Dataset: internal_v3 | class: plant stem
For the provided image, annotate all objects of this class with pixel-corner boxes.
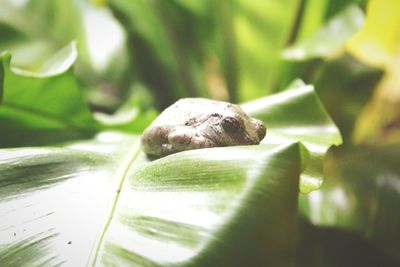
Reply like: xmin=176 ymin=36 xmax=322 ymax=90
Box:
xmin=217 ymin=0 xmax=238 ymax=103
xmin=286 ymin=0 xmax=307 ymax=46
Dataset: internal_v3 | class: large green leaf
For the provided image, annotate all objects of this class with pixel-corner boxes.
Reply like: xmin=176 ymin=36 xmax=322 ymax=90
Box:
xmin=93 ymin=142 xmax=303 ymax=266
xmin=0 ymin=132 xmax=302 ymax=266
xmin=0 ymin=132 xmax=140 ymax=266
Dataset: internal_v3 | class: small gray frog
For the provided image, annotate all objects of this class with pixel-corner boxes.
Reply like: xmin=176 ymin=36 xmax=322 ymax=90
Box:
xmin=141 ymin=98 xmax=266 ymax=158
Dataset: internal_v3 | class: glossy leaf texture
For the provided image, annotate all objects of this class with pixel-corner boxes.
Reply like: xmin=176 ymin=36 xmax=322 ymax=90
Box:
xmin=242 ymin=80 xmax=342 ymax=193
xmin=0 ymin=132 xmax=140 ymax=266
xmin=93 ymin=143 xmax=302 ymax=267
xmin=0 ymin=132 xmax=302 ymax=267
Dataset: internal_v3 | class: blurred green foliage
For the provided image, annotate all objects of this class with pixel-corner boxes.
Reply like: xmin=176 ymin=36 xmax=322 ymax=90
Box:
xmin=1 ymin=0 xmax=400 ymax=266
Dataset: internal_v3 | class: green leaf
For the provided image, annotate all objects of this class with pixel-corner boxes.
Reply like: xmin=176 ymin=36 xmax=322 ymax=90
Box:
xmin=173 ymin=0 xmax=210 ymax=16
xmin=0 ymin=0 xmax=126 ymax=76
xmin=283 ymin=4 xmax=364 ymax=60
xmin=242 ymin=80 xmax=342 ymax=193
xmin=299 ymin=145 xmax=400 ymax=263
xmin=0 ymin=132 xmax=301 ymax=266
xmin=0 ymin=0 xmax=82 ymax=69
xmin=92 ymin=83 xmax=158 ymax=133
xmin=0 ymin=0 xmax=130 ymax=112
xmin=0 ymin=46 xmax=154 ymax=147
xmin=294 ymin=0 xmax=329 ymax=43
xmin=0 ymin=44 xmax=100 ymax=147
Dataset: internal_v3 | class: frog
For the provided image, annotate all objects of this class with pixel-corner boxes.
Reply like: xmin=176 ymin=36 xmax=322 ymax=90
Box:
xmin=141 ymin=98 xmax=266 ymax=158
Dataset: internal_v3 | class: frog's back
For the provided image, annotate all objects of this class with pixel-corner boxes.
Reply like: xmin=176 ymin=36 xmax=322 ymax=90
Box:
xmin=153 ymin=98 xmax=229 ymax=127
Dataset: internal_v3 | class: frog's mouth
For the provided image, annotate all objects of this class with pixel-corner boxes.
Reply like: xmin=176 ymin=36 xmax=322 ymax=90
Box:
xmin=234 ymin=131 xmax=258 ymax=145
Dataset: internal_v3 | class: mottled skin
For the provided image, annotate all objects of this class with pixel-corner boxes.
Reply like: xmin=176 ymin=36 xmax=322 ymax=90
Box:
xmin=141 ymin=98 xmax=266 ymax=158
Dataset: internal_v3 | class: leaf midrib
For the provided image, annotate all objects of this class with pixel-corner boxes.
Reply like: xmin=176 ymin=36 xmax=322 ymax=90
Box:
xmin=88 ymin=140 xmax=143 ymax=267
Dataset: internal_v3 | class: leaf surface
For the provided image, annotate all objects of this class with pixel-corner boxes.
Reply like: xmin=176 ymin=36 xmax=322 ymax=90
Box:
xmin=0 ymin=132 xmax=140 ymax=266
xmin=0 ymin=133 xmax=301 ymax=267
xmin=94 ymin=143 xmax=302 ymax=267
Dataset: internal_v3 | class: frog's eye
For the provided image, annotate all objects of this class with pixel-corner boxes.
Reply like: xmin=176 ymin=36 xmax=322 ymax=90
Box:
xmin=221 ymin=116 xmax=241 ymax=133
xmin=211 ymin=113 xmax=222 ymax=118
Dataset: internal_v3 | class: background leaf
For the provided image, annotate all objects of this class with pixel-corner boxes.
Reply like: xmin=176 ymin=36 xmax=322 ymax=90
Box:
xmin=343 ymin=0 xmax=400 ymax=145
xmin=299 ymin=145 xmax=400 ymax=263
xmin=0 ymin=45 xmax=100 ymax=147
xmin=346 ymin=0 xmax=400 ymax=67
xmin=0 ymin=46 xmax=156 ymax=147
xmin=234 ymin=0 xmax=300 ymax=100
xmin=283 ymin=5 xmax=364 ymax=61
xmin=0 ymin=0 xmax=129 ymax=110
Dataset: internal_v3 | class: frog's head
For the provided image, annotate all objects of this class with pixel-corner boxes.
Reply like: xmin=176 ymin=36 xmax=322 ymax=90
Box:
xmin=207 ymin=105 xmax=266 ymax=146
